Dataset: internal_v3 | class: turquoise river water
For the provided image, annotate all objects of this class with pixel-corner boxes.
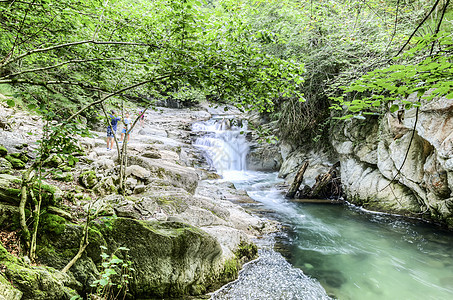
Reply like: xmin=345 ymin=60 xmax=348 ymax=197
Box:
xmin=225 ymin=171 xmax=453 ymax=300
xmin=193 ymin=118 xmax=453 ymax=300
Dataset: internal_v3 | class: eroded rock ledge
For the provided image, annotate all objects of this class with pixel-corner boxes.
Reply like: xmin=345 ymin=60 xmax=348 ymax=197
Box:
xmin=279 ymin=96 xmax=453 ymax=228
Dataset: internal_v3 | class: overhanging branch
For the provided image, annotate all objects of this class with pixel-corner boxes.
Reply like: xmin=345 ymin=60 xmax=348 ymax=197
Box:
xmin=1 ymin=40 xmax=158 ymax=69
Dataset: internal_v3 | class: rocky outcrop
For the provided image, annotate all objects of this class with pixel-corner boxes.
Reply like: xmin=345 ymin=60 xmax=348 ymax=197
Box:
xmin=0 ymin=100 xmax=277 ymax=298
xmin=330 ymin=96 xmax=453 ymax=225
xmin=0 ymin=243 xmax=79 ymax=300
xmin=281 ymin=96 xmax=453 ymax=227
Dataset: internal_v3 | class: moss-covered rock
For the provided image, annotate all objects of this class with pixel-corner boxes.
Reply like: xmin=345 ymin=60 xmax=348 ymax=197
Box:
xmin=4 ymin=155 xmax=25 ymax=169
xmin=0 ymin=174 xmax=62 ymax=208
xmin=93 ymin=218 xmax=223 ymax=298
xmin=52 ymin=172 xmax=74 ymax=182
xmin=0 ymin=203 xmax=21 ymax=230
xmin=9 ymin=152 xmax=29 ymax=163
xmin=34 ymin=218 xmax=239 ymax=299
xmin=0 ymin=157 xmax=13 ymax=175
xmin=78 ymin=170 xmax=98 ymax=189
xmin=0 ymin=145 xmax=7 ymax=157
xmin=92 ymin=177 xmax=117 ymax=196
xmin=34 ymin=183 xmax=63 ymax=207
xmin=39 ymin=213 xmax=66 ymax=235
xmin=0 ymin=272 xmax=23 ymax=299
xmin=42 ymin=154 xmax=63 ymax=168
xmin=0 ymin=243 xmax=81 ymax=300
xmin=0 ymin=174 xmax=21 ymax=205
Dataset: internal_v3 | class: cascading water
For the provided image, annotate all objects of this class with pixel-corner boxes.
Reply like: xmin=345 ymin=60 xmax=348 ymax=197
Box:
xmin=193 ymin=117 xmax=453 ymax=300
xmin=193 ymin=117 xmax=332 ymax=299
xmin=193 ymin=117 xmax=249 ymax=175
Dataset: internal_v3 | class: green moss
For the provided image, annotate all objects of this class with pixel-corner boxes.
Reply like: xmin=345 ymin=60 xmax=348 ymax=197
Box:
xmin=0 ymin=145 xmax=7 ymax=157
xmin=234 ymin=240 xmax=258 ymax=260
xmin=221 ymin=258 xmax=239 ymax=280
xmin=59 ymin=165 xmax=72 ymax=172
xmin=33 ymin=183 xmax=62 ymax=206
xmin=11 ymin=208 xmax=30 ymax=231
xmin=9 ymin=152 xmax=29 ymax=163
xmin=52 ymin=172 xmax=74 ymax=182
xmin=0 ymin=242 xmax=19 ymax=264
xmin=40 ymin=213 xmax=66 ymax=235
xmin=4 ymin=155 xmax=25 ymax=169
xmin=78 ymin=170 xmax=97 ymax=188
xmin=43 ymin=154 xmax=63 ymax=168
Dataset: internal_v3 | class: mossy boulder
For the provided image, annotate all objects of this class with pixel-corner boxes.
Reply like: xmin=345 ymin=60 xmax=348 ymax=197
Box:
xmin=0 ymin=203 xmax=21 ymax=230
xmin=95 ymin=218 xmax=224 ymax=298
xmin=9 ymin=152 xmax=29 ymax=163
xmin=0 ymin=174 xmax=21 ymax=205
xmin=0 ymin=272 xmax=22 ymax=300
xmin=39 ymin=213 xmax=67 ymax=235
xmin=0 ymin=157 xmax=13 ymax=175
xmin=0 ymin=243 xmax=81 ymax=300
xmin=52 ymin=172 xmax=74 ymax=182
xmin=0 ymin=174 xmax=62 ymax=207
xmin=4 ymin=155 xmax=25 ymax=169
xmin=0 ymin=145 xmax=7 ymax=157
xmin=78 ymin=170 xmax=98 ymax=189
xmin=42 ymin=154 xmax=64 ymax=168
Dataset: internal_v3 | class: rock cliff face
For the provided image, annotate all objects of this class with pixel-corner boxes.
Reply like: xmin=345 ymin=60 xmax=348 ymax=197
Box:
xmin=280 ymin=96 xmax=453 ymax=228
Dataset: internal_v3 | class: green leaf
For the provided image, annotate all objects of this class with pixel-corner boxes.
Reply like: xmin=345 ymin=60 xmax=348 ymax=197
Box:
xmin=99 ymin=278 xmax=109 ymax=287
xmin=390 ymin=104 xmax=399 ymax=113
xmin=6 ymin=99 xmax=15 ymax=107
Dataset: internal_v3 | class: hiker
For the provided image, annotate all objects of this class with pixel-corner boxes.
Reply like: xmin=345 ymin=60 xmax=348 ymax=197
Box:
xmin=106 ymin=110 xmax=121 ymax=150
xmin=120 ymin=112 xmax=131 ymax=143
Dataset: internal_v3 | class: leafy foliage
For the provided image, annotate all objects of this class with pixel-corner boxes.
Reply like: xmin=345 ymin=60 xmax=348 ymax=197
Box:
xmin=330 ymin=31 xmax=453 ymax=119
xmin=0 ymin=0 xmax=304 ymax=116
xmin=90 ymin=246 xmax=133 ymax=300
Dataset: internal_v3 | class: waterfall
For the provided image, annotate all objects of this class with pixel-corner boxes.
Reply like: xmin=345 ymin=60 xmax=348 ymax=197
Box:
xmin=193 ymin=116 xmax=249 ymax=175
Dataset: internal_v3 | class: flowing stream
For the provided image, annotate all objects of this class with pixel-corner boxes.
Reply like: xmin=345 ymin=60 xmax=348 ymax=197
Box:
xmin=193 ymin=117 xmax=453 ymax=300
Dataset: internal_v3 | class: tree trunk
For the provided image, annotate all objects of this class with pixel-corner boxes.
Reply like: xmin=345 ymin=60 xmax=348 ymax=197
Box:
xmin=309 ymin=162 xmax=340 ymax=198
xmin=19 ymin=169 xmax=34 ymax=251
xmin=286 ymin=161 xmax=309 ymax=199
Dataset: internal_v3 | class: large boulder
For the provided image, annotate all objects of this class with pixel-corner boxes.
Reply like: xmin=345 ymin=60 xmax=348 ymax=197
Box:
xmin=0 ymin=243 xmax=81 ymax=300
xmin=40 ymin=217 xmax=225 ymax=299
xmin=98 ymin=218 xmax=224 ymax=298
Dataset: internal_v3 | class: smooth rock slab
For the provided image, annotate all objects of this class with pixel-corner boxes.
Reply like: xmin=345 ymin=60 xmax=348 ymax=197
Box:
xmin=99 ymin=218 xmax=224 ymax=298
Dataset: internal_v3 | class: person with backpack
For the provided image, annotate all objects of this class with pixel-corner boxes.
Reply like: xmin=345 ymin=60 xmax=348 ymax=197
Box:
xmin=106 ymin=110 xmax=121 ymax=150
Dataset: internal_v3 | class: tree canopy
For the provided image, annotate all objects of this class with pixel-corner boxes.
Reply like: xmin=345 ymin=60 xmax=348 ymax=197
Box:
xmin=0 ymin=0 xmax=304 ymax=117
xmin=0 ymin=0 xmax=451 ymax=135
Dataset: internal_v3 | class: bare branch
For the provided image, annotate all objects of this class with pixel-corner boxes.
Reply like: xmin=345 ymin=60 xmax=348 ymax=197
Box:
xmin=66 ymin=72 xmax=183 ymax=123
xmin=1 ymin=56 xmax=126 ymax=79
xmin=0 ymin=40 xmax=158 ymax=69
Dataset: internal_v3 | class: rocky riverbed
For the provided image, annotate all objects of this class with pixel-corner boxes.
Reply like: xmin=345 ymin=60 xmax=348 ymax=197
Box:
xmin=0 ymin=99 xmax=278 ymax=299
